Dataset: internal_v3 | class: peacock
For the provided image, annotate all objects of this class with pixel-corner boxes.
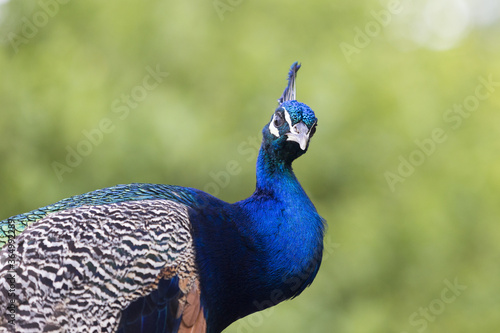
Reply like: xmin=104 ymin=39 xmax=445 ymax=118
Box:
xmin=0 ymin=62 xmax=325 ymax=333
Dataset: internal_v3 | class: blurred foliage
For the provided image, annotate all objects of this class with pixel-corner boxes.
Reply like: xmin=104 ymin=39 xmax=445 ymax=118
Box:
xmin=1 ymin=0 xmax=499 ymax=332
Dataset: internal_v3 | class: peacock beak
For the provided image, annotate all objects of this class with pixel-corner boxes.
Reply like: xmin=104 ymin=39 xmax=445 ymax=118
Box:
xmin=286 ymin=121 xmax=310 ymax=150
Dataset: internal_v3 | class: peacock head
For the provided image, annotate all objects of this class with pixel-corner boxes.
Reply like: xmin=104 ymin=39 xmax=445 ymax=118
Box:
xmin=262 ymin=62 xmax=317 ymax=162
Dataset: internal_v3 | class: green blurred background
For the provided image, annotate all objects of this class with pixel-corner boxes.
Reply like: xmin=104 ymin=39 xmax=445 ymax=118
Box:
xmin=1 ymin=0 xmax=499 ymax=332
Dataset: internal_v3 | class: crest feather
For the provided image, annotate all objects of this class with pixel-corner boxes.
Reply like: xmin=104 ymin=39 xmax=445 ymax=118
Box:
xmin=278 ymin=62 xmax=301 ymax=104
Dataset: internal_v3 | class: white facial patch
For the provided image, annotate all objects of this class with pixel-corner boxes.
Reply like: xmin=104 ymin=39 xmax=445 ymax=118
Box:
xmin=283 ymin=109 xmax=294 ymax=129
xmin=269 ymin=108 xmax=296 ymax=138
xmin=269 ymin=114 xmax=280 ymax=137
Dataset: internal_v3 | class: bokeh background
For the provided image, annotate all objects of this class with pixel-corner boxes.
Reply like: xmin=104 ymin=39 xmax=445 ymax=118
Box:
xmin=1 ymin=0 xmax=499 ymax=332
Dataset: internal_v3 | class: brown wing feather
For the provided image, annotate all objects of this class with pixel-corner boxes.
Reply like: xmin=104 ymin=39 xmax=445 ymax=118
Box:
xmin=178 ymin=281 xmax=207 ymax=333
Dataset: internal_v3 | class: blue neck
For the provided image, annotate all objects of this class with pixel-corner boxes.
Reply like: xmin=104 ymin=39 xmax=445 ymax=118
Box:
xmin=241 ymin=144 xmax=324 ymax=284
xmin=254 ymin=145 xmax=311 ymax=206
xmin=256 ymin=146 xmax=290 ymax=189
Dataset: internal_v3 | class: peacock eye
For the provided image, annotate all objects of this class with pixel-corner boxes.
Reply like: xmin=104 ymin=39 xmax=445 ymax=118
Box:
xmin=309 ymin=123 xmax=317 ymax=138
xmin=273 ymin=113 xmax=284 ymax=127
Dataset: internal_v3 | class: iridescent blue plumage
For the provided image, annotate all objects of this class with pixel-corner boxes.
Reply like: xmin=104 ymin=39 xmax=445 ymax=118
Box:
xmin=0 ymin=63 xmax=325 ymax=333
xmin=280 ymin=100 xmax=317 ymax=128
